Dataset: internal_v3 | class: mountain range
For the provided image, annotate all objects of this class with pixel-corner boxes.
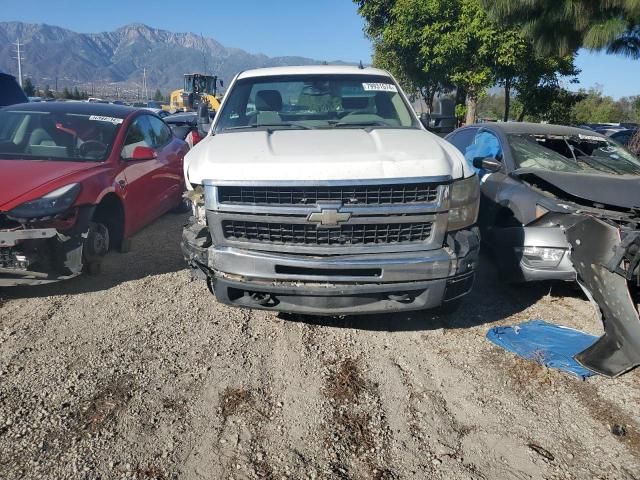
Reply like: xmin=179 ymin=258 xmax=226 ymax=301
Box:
xmin=0 ymin=22 xmax=346 ymax=95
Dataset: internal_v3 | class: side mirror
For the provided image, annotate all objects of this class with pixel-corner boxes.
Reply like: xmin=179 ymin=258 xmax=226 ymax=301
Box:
xmin=127 ymin=146 xmax=157 ymax=161
xmin=473 ymin=156 xmax=502 ymax=172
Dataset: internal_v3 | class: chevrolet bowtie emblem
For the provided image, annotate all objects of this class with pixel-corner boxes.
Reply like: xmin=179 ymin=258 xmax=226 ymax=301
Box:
xmin=307 ymin=209 xmax=351 ymax=227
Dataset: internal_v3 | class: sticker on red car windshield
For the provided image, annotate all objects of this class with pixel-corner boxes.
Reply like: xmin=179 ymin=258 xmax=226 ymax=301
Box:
xmin=89 ymin=115 xmax=124 ymax=125
xmin=362 ymin=83 xmax=398 ymax=92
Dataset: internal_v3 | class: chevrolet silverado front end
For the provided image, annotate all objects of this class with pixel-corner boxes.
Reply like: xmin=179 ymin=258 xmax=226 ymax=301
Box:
xmin=181 ymin=66 xmax=480 ymax=315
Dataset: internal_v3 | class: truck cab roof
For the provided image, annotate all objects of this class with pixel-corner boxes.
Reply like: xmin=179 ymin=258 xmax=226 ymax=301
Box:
xmin=237 ymin=65 xmax=391 ymax=80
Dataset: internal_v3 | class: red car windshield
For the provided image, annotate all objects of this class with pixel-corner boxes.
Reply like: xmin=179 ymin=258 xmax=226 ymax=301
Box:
xmin=0 ymin=110 xmax=123 ymax=162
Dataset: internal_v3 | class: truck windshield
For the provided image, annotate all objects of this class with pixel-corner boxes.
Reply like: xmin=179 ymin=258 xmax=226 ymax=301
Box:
xmin=0 ymin=110 xmax=122 ymax=162
xmin=215 ymin=74 xmax=419 ymax=133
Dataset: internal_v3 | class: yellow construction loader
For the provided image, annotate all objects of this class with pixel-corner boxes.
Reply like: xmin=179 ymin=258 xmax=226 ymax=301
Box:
xmin=165 ymin=73 xmax=222 ymax=113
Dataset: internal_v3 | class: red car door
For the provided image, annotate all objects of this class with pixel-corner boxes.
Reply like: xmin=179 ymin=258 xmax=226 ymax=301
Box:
xmin=147 ymin=116 xmax=186 ymax=210
xmin=119 ymin=114 xmax=166 ymax=233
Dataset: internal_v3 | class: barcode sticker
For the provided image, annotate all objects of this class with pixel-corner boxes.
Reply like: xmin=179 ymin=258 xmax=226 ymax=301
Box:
xmin=362 ymin=83 xmax=398 ymax=92
xmin=89 ymin=115 xmax=124 ymax=125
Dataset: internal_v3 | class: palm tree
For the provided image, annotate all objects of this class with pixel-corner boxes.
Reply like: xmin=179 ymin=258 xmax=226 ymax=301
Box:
xmin=484 ymin=0 xmax=640 ymax=58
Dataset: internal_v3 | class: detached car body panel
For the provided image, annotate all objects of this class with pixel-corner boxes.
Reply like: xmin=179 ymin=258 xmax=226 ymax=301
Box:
xmin=181 ymin=66 xmax=480 ymax=315
xmin=0 ymin=102 xmax=188 ymax=286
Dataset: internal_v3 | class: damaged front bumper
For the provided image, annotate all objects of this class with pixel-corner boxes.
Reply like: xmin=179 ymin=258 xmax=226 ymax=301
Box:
xmin=182 ymin=222 xmax=480 ymax=315
xmin=0 ymin=207 xmax=92 ymax=286
xmin=565 ymin=216 xmax=640 ymax=377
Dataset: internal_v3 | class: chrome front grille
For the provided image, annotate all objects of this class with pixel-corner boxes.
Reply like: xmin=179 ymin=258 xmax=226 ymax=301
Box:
xmin=218 ymin=183 xmax=439 ymax=206
xmin=205 ymin=178 xmax=450 ymax=254
xmin=222 ymin=220 xmax=433 ymax=246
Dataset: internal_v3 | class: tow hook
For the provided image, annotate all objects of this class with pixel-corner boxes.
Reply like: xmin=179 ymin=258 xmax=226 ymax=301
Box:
xmin=249 ymin=292 xmax=275 ymax=306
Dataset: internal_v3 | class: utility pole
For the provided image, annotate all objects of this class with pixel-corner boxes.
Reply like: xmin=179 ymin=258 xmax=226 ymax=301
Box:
xmin=142 ymin=68 xmax=148 ymax=101
xmin=13 ymin=39 xmax=23 ymax=87
xmin=201 ymin=33 xmax=207 ymax=75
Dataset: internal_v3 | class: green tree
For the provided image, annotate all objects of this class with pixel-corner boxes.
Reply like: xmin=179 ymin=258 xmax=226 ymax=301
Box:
xmin=484 ymin=0 xmax=640 ymax=58
xmin=153 ymin=89 xmax=164 ymax=102
xmin=356 ymin=0 xmax=578 ymax=124
xmin=62 ymin=87 xmax=72 ymax=99
xmin=512 ymin=54 xmax=580 ymax=121
xmin=573 ymin=87 xmax=625 ymax=123
xmin=355 ymin=0 xmax=500 ymax=124
xmin=23 ymin=77 xmax=36 ymax=97
xmin=72 ymin=87 xmax=81 ymax=100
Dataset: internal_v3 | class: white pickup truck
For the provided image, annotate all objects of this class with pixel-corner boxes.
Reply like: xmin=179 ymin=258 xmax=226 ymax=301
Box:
xmin=181 ymin=65 xmax=480 ymax=315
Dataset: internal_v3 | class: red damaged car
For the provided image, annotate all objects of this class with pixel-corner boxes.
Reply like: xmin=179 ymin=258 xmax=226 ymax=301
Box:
xmin=0 ymin=102 xmax=189 ymax=286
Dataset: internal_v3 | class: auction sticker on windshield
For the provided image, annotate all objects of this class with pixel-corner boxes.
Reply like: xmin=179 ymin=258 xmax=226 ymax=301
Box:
xmin=362 ymin=83 xmax=398 ymax=92
xmin=89 ymin=115 xmax=124 ymax=125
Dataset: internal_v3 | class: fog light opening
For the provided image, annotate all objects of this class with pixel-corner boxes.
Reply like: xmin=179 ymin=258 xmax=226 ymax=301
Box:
xmin=248 ymin=291 xmax=276 ymax=307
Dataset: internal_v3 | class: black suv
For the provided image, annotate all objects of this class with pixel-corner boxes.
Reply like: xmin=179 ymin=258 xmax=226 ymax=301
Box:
xmin=0 ymin=73 xmax=28 ymax=107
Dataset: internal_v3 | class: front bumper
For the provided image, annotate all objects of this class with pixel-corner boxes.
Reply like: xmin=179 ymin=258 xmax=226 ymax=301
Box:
xmin=488 ymin=225 xmax=575 ymax=282
xmin=0 ymin=207 xmax=92 ymax=287
xmin=182 ymin=224 xmax=479 ymax=315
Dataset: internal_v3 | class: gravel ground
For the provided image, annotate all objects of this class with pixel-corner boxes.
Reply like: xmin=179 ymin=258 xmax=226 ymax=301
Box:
xmin=1 ymin=212 xmax=639 ymax=480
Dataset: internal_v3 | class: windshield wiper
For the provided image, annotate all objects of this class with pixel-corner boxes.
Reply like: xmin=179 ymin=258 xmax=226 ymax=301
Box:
xmin=333 ymin=120 xmax=390 ymax=128
xmin=224 ymin=122 xmax=311 ymax=131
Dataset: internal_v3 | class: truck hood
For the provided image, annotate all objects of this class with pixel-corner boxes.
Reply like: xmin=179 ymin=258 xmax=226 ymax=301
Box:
xmin=0 ymin=160 xmax=98 ymax=211
xmin=185 ymin=128 xmax=471 ymax=185
xmin=515 ymin=168 xmax=640 ymax=209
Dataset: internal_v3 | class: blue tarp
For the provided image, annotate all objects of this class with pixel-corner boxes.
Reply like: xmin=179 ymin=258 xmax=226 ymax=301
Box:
xmin=486 ymin=320 xmax=599 ymax=379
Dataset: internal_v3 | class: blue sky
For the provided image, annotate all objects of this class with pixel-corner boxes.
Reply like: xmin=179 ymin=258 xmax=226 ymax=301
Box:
xmin=2 ymin=0 xmax=639 ymax=98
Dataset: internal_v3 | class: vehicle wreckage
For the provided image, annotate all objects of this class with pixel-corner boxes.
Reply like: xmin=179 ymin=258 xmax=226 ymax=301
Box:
xmin=446 ymin=123 xmax=640 ymax=377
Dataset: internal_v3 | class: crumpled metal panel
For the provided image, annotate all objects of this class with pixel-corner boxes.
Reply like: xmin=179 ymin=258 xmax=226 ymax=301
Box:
xmin=565 ymin=216 xmax=640 ymax=377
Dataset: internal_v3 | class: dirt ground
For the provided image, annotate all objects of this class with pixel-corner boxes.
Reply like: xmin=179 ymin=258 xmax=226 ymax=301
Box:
xmin=1 ymin=212 xmax=639 ymax=480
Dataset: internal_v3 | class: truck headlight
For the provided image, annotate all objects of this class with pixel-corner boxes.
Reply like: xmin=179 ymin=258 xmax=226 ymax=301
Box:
xmin=516 ymin=246 xmax=565 ymax=268
xmin=448 ymin=175 xmax=480 ymax=231
xmin=8 ymin=183 xmax=81 ymax=220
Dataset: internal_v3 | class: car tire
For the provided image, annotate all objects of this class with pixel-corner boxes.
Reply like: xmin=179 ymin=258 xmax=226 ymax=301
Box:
xmin=83 ymin=221 xmax=110 ymax=274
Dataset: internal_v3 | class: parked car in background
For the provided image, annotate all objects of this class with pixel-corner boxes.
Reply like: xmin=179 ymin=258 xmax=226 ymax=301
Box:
xmin=182 ymin=65 xmax=480 ymax=315
xmin=142 ymin=107 xmax=170 ymax=118
xmin=0 ymin=73 xmax=28 ymax=108
xmin=445 ymin=122 xmax=640 ymax=282
xmin=608 ymin=128 xmax=638 ymax=148
xmin=0 ymin=102 xmax=189 ymax=286
xmin=164 ymin=111 xmax=214 ymax=148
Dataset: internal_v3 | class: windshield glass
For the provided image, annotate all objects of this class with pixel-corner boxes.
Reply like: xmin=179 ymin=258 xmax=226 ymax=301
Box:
xmin=214 ymin=74 xmax=419 ymax=133
xmin=509 ymin=133 xmax=640 ymax=176
xmin=0 ymin=110 xmax=122 ymax=162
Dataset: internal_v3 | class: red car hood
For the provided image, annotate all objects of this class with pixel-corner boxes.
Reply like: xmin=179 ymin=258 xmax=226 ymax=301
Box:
xmin=0 ymin=160 xmax=98 ymax=211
